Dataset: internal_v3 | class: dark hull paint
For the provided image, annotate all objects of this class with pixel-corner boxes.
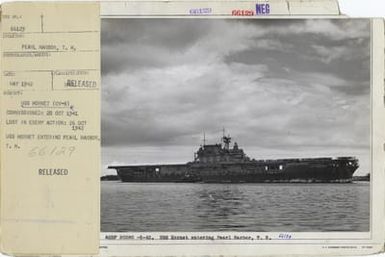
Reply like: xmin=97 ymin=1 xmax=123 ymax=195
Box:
xmin=113 ymin=158 xmax=358 ymax=183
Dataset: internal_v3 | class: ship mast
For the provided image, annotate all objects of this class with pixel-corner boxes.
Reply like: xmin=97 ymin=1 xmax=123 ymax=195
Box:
xmin=222 ymin=127 xmax=231 ymax=150
xmin=203 ymin=131 xmax=206 ymax=146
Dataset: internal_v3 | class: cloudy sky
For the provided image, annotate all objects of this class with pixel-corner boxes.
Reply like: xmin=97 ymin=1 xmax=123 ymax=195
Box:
xmin=101 ymin=19 xmax=370 ymax=175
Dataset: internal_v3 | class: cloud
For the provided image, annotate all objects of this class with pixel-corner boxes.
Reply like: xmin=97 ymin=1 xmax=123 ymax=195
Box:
xmin=101 ymin=19 xmax=264 ymax=74
xmin=101 ymin=19 xmax=371 ymax=175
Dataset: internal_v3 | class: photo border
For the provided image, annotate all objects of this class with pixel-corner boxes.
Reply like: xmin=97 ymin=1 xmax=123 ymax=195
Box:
xmin=98 ymin=4 xmax=385 ymax=255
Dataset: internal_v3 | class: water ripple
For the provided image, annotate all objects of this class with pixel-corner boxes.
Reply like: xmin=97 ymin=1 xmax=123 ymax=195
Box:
xmin=101 ymin=182 xmax=369 ymax=232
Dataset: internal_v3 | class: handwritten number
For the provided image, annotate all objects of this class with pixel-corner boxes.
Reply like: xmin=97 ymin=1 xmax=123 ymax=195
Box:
xmin=28 ymin=146 xmax=76 ymax=157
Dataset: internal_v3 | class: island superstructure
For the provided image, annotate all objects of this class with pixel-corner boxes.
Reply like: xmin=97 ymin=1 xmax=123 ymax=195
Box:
xmin=108 ymin=132 xmax=359 ymax=183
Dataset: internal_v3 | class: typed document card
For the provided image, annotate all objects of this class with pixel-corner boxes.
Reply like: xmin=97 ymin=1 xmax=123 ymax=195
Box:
xmin=0 ymin=2 xmax=100 ymax=255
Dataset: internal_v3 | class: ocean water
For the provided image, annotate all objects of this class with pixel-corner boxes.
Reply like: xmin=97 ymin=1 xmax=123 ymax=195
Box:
xmin=101 ymin=181 xmax=370 ymax=232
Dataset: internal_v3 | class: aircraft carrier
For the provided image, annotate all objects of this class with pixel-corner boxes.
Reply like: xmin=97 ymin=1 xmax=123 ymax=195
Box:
xmin=108 ymin=132 xmax=359 ymax=183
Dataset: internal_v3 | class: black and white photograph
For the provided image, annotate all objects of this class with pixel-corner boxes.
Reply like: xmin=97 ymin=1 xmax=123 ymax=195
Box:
xmin=100 ymin=19 xmax=371 ymax=232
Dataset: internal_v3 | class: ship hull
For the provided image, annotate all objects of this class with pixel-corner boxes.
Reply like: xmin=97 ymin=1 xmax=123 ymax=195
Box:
xmin=111 ymin=157 xmax=358 ymax=183
xmin=189 ymin=161 xmax=356 ymax=183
